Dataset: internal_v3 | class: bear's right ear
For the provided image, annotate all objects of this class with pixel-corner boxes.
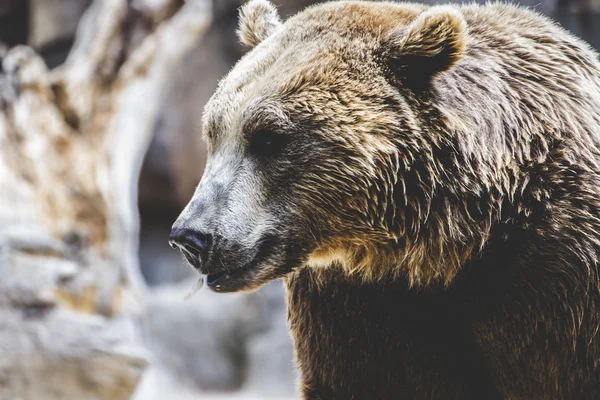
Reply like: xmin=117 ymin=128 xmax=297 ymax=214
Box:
xmin=384 ymin=6 xmax=467 ymax=86
xmin=237 ymin=0 xmax=282 ymax=49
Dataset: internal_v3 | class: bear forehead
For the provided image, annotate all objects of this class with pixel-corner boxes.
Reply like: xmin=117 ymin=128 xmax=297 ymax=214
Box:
xmin=202 ymin=45 xmax=342 ymax=143
xmin=203 ymin=1 xmax=423 ymax=142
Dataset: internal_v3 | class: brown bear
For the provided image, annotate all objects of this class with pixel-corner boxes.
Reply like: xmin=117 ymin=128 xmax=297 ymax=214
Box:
xmin=169 ymin=1 xmax=600 ymax=398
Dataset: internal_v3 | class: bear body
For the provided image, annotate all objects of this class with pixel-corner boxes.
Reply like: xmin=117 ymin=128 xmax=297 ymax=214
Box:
xmin=280 ymin=4 xmax=600 ymax=398
xmin=287 ymin=247 xmax=599 ymax=399
xmin=171 ymin=1 xmax=600 ymax=399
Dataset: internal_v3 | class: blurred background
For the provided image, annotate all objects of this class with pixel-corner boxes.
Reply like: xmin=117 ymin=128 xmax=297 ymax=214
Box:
xmin=0 ymin=0 xmax=597 ymax=399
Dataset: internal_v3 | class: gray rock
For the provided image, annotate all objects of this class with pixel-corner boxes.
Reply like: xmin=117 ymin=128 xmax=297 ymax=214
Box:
xmin=140 ymin=279 xmax=298 ymax=397
xmin=142 ymin=279 xmax=262 ymax=391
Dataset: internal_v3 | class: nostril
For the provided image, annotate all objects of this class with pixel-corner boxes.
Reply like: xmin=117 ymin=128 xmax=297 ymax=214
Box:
xmin=169 ymin=228 xmax=213 ymax=265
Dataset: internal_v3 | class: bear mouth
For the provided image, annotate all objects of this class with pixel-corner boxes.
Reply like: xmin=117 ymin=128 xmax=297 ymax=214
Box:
xmin=205 ymin=264 xmax=255 ymax=291
xmin=203 ymin=237 xmax=276 ymax=292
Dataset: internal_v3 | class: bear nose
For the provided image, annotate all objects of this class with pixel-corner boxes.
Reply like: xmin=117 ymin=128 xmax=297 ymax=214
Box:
xmin=169 ymin=227 xmax=212 ymax=266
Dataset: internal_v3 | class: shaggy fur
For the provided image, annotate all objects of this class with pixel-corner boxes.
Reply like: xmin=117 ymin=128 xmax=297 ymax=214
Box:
xmin=172 ymin=1 xmax=600 ymax=398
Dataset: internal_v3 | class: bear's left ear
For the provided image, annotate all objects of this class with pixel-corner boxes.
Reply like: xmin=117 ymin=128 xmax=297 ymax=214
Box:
xmin=384 ymin=6 xmax=467 ymax=84
xmin=237 ymin=0 xmax=282 ymax=48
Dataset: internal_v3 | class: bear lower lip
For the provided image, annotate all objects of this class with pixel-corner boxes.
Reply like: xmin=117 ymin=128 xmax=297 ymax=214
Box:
xmin=206 ymin=264 xmax=253 ymax=290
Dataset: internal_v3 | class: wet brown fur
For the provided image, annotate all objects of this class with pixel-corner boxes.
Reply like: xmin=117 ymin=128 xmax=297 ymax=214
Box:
xmin=204 ymin=1 xmax=600 ymax=398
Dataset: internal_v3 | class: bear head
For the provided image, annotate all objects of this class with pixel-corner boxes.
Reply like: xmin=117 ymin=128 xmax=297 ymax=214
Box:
xmin=171 ymin=0 xmax=473 ymax=292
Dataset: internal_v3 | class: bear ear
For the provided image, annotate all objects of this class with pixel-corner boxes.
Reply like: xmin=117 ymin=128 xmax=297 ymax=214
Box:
xmin=385 ymin=6 xmax=467 ymax=84
xmin=237 ymin=0 xmax=283 ymax=48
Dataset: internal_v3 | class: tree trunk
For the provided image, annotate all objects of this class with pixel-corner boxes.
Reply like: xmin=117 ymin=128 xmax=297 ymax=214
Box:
xmin=0 ymin=0 xmax=210 ymax=398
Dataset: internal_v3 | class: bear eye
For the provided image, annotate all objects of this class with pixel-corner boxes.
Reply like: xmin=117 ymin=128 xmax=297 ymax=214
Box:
xmin=248 ymin=129 xmax=287 ymax=158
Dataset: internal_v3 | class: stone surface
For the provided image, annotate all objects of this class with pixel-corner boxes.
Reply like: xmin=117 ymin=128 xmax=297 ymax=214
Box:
xmin=136 ymin=279 xmax=297 ymax=397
